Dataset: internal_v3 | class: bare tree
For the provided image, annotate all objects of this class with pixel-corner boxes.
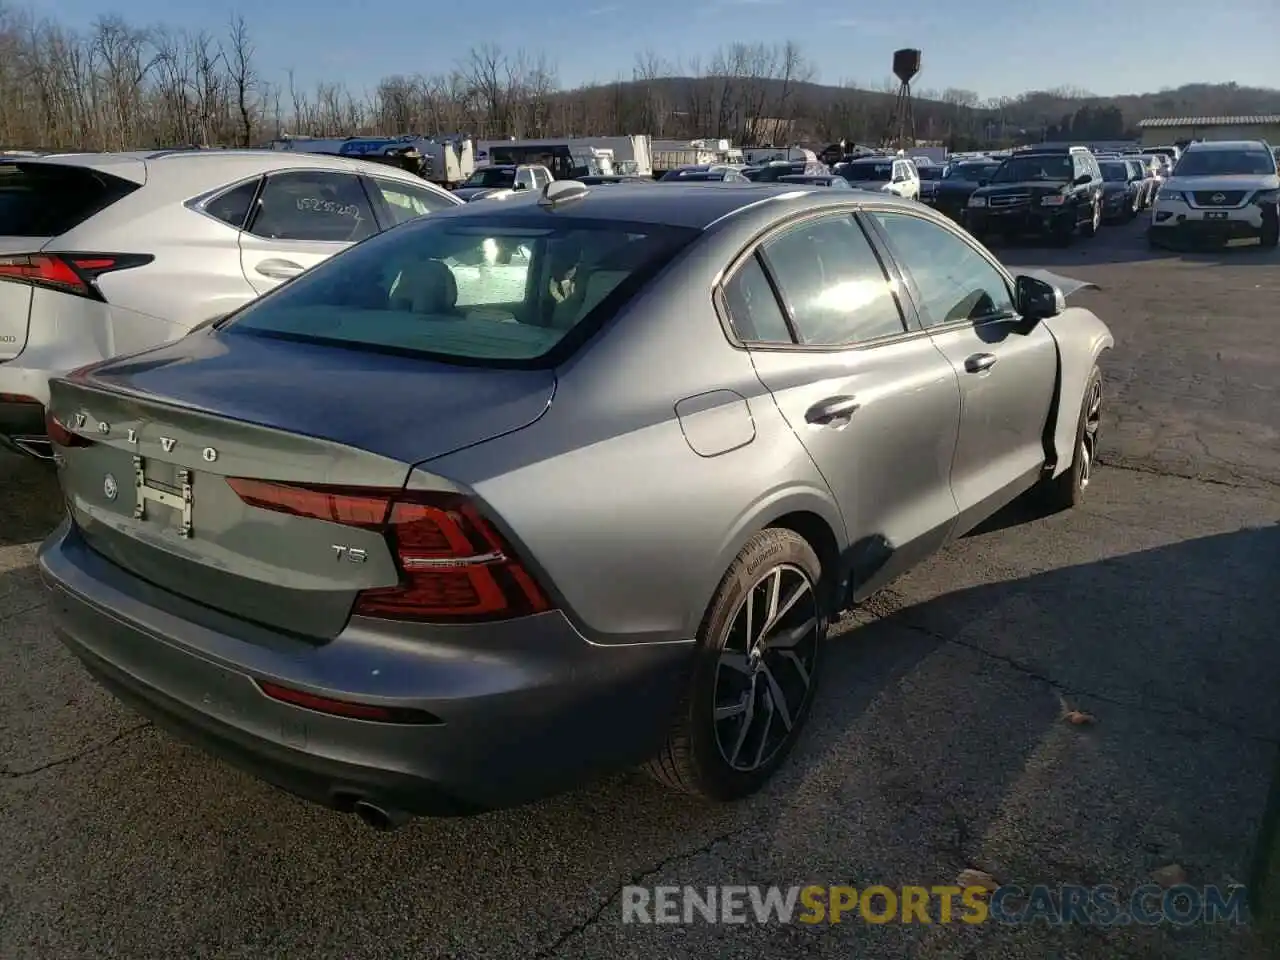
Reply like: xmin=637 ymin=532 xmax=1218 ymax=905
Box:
xmin=223 ymin=14 xmax=256 ymax=146
xmin=0 ymin=10 xmax=1266 ymax=155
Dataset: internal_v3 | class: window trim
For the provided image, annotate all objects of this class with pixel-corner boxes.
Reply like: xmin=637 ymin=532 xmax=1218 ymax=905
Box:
xmin=713 ymin=207 xmax=921 ymax=353
xmin=858 ymin=204 xmax=1020 ymax=335
xmin=243 ymin=169 xmax=380 ymax=245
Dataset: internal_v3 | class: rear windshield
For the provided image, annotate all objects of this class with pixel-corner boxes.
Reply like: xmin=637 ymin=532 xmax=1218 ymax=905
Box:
xmin=1101 ymin=162 xmax=1128 ymax=181
xmin=221 ymin=215 xmax=698 ymax=366
xmin=0 ymin=163 xmax=139 ymax=237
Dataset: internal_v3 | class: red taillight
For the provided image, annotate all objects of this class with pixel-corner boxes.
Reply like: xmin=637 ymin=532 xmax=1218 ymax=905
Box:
xmin=0 ymin=252 xmax=152 ymax=300
xmin=44 ymin=408 xmax=95 ymax=447
xmin=256 ymin=681 xmax=440 ymax=724
xmin=225 ymin=479 xmax=553 ymax=624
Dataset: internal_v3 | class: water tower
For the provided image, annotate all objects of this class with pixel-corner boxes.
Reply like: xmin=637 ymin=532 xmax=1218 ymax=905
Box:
xmin=882 ymin=48 xmax=921 ymax=151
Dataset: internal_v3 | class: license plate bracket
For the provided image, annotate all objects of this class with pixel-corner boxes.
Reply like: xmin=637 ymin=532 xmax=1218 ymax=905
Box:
xmin=133 ymin=456 xmax=193 ymax=538
xmin=1204 ymin=211 xmax=1230 ymax=220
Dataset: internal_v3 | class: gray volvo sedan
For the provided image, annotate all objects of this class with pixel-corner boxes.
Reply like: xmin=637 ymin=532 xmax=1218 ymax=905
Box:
xmin=39 ymin=181 xmax=1113 ymax=828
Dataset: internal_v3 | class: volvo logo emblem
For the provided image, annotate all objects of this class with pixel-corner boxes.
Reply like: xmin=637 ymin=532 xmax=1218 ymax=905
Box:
xmin=97 ymin=421 xmax=110 ymax=435
xmin=160 ymin=437 xmax=177 ymax=453
xmin=202 ymin=447 xmax=218 ymax=462
xmin=74 ymin=412 xmax=86 ymax=429
xmin=103 ymin=474 xmax=118 ymax=501
xmin=127 ymin=428 xmax=137 ymax=444
xmin=1211 ymin=192 xmax=1226 ymax=203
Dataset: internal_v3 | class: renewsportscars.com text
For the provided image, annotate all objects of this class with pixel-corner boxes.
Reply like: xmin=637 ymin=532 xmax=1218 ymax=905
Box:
xmin=621 ymin=884 xmax=1250 ymax=926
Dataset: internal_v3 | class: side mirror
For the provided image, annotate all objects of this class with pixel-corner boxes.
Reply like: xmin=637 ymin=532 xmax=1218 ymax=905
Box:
xmin=1015 ymin=275 xmax=1065 ymax=321
xmin=1073 ymin=173 xmax=1092 ymax=186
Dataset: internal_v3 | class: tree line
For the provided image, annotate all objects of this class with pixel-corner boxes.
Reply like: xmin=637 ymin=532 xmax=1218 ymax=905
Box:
xmin=1 ymin=7 xmax=1276 ymax=152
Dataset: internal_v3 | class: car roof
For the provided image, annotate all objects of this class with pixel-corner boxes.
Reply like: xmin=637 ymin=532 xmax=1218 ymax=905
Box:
xmin=1182 ymin=140 xmax=1269 ymax=152
xmin=14 ymin=148 xmax=439 ymax=185
xmin=427 ymin=181 xmax=922 ymax=229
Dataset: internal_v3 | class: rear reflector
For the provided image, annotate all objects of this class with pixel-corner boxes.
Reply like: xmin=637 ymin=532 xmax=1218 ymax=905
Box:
xmin=225 ymin=479 xmax=553 ymax=624
xmin=256 ymin=680 xmax=441 ymax=724
xmin=0 ymin=252 xmax=153 ymax=300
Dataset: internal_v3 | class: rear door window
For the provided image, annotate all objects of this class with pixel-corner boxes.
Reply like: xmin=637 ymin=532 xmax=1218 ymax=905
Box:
xmin=247 ymin=170 xmax=376 ymax=243
xmin=760 ymin=214 xmax=907 ymax=345
xmin=0 ymin=163 xmax=140 ymax=237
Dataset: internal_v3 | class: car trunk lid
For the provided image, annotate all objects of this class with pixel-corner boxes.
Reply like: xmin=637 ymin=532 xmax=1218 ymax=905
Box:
xmin=47 ymin=332 xmax=555 ymax=638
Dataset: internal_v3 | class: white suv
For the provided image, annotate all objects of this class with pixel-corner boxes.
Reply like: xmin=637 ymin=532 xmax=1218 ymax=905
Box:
xmin=0 ymin=150 xmax=461 ymax=458
xmin=835 ymin=156 xmax=920 ymax=200
xmin=1148 ymin=140 xmax=1279 ymax=250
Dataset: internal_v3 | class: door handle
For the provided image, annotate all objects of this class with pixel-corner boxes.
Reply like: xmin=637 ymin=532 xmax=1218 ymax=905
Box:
xmin=964 ymin=353 xmax=998 ymax=373
xmin=255 ymin=259 xmax=304 ymax=280
xmin=805 ymin=395 xmax=861 ymax=425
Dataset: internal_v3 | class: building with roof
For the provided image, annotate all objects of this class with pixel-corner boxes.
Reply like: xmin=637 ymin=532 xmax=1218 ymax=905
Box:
xmin=1137 ymin=115 xmax=1280 ymax=147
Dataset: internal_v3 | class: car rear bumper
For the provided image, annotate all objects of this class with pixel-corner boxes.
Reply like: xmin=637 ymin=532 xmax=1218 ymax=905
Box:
xmin=39 ymin=519 xmax=695 ymax=815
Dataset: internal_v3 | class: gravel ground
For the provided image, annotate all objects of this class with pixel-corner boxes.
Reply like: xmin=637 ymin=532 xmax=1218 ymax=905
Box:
xmin=1 ymin=215 xmax=1277 ymax=959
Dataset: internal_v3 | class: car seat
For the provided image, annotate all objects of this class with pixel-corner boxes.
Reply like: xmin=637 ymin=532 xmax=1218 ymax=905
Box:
xmin=389 ymin=258 xmax=460 ymax=316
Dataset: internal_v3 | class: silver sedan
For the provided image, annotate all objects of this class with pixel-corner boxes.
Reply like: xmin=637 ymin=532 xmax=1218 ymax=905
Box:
xmin=40 ymin=180 xmax=1113 ymax=828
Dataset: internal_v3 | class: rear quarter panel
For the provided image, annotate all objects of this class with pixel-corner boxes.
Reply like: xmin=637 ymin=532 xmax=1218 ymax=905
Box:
xmin=422 ymin=217 xmax=847 ymax=645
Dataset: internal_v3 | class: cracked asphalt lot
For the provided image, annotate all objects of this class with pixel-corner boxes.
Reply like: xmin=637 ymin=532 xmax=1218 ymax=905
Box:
xmin=2 ymin=219 xmax=1278 ymax=958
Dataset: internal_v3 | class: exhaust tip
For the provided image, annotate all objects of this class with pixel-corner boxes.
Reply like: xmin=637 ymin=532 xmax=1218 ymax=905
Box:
xmin=352 ymin=800 xmax=410 ymax=831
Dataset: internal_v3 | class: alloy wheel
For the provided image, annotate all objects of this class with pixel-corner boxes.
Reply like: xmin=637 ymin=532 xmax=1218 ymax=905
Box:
xmin=1080 ymin=378 xmax=1102 ymax=489
xmin=713 ymin=564 xmax=820 ymax=772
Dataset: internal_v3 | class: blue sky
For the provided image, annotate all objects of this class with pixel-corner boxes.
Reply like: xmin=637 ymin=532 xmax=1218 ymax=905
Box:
xmin=38 ymin=0 xmax=1279 ymax=101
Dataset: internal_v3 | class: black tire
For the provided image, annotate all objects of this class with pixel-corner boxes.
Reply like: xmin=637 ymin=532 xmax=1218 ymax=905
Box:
xmin=1039 ymin=365 xmax=1103 ymax=512
xmin=1261 ymin=205 xmax=1279 ymax=249
xmin=646 ymin=527 xmax=826 ymax=801
xmin=1080 ymin=199 xmax=1101 ymax=238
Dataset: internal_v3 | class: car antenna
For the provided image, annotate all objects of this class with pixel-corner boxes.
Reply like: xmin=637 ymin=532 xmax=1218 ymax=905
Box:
xmin=539 ymin=180 xmax=590 ymax=210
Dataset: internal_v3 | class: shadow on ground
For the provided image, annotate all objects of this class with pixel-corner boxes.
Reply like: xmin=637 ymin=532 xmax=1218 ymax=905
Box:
xmin=994 ymin=229 xmax=1278 ymax=270
xmin=0 ymin=451 xmax=63 ymax=547
xmin=2 ymin=520 xmax=1275 ymax=959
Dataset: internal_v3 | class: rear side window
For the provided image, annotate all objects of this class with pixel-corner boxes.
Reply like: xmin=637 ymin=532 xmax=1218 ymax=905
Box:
xmin=0 ymin=163 xmax=139 ymax=237
xmin=247 ymin=170 xmax=376 ymax=243
xmin=723 ymin=256 xmax=791 ymax=343
xmin=205 ymin=179 xmax=260 ymax=229
xmin=222 ymin=217 xmax=697 ymax=365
